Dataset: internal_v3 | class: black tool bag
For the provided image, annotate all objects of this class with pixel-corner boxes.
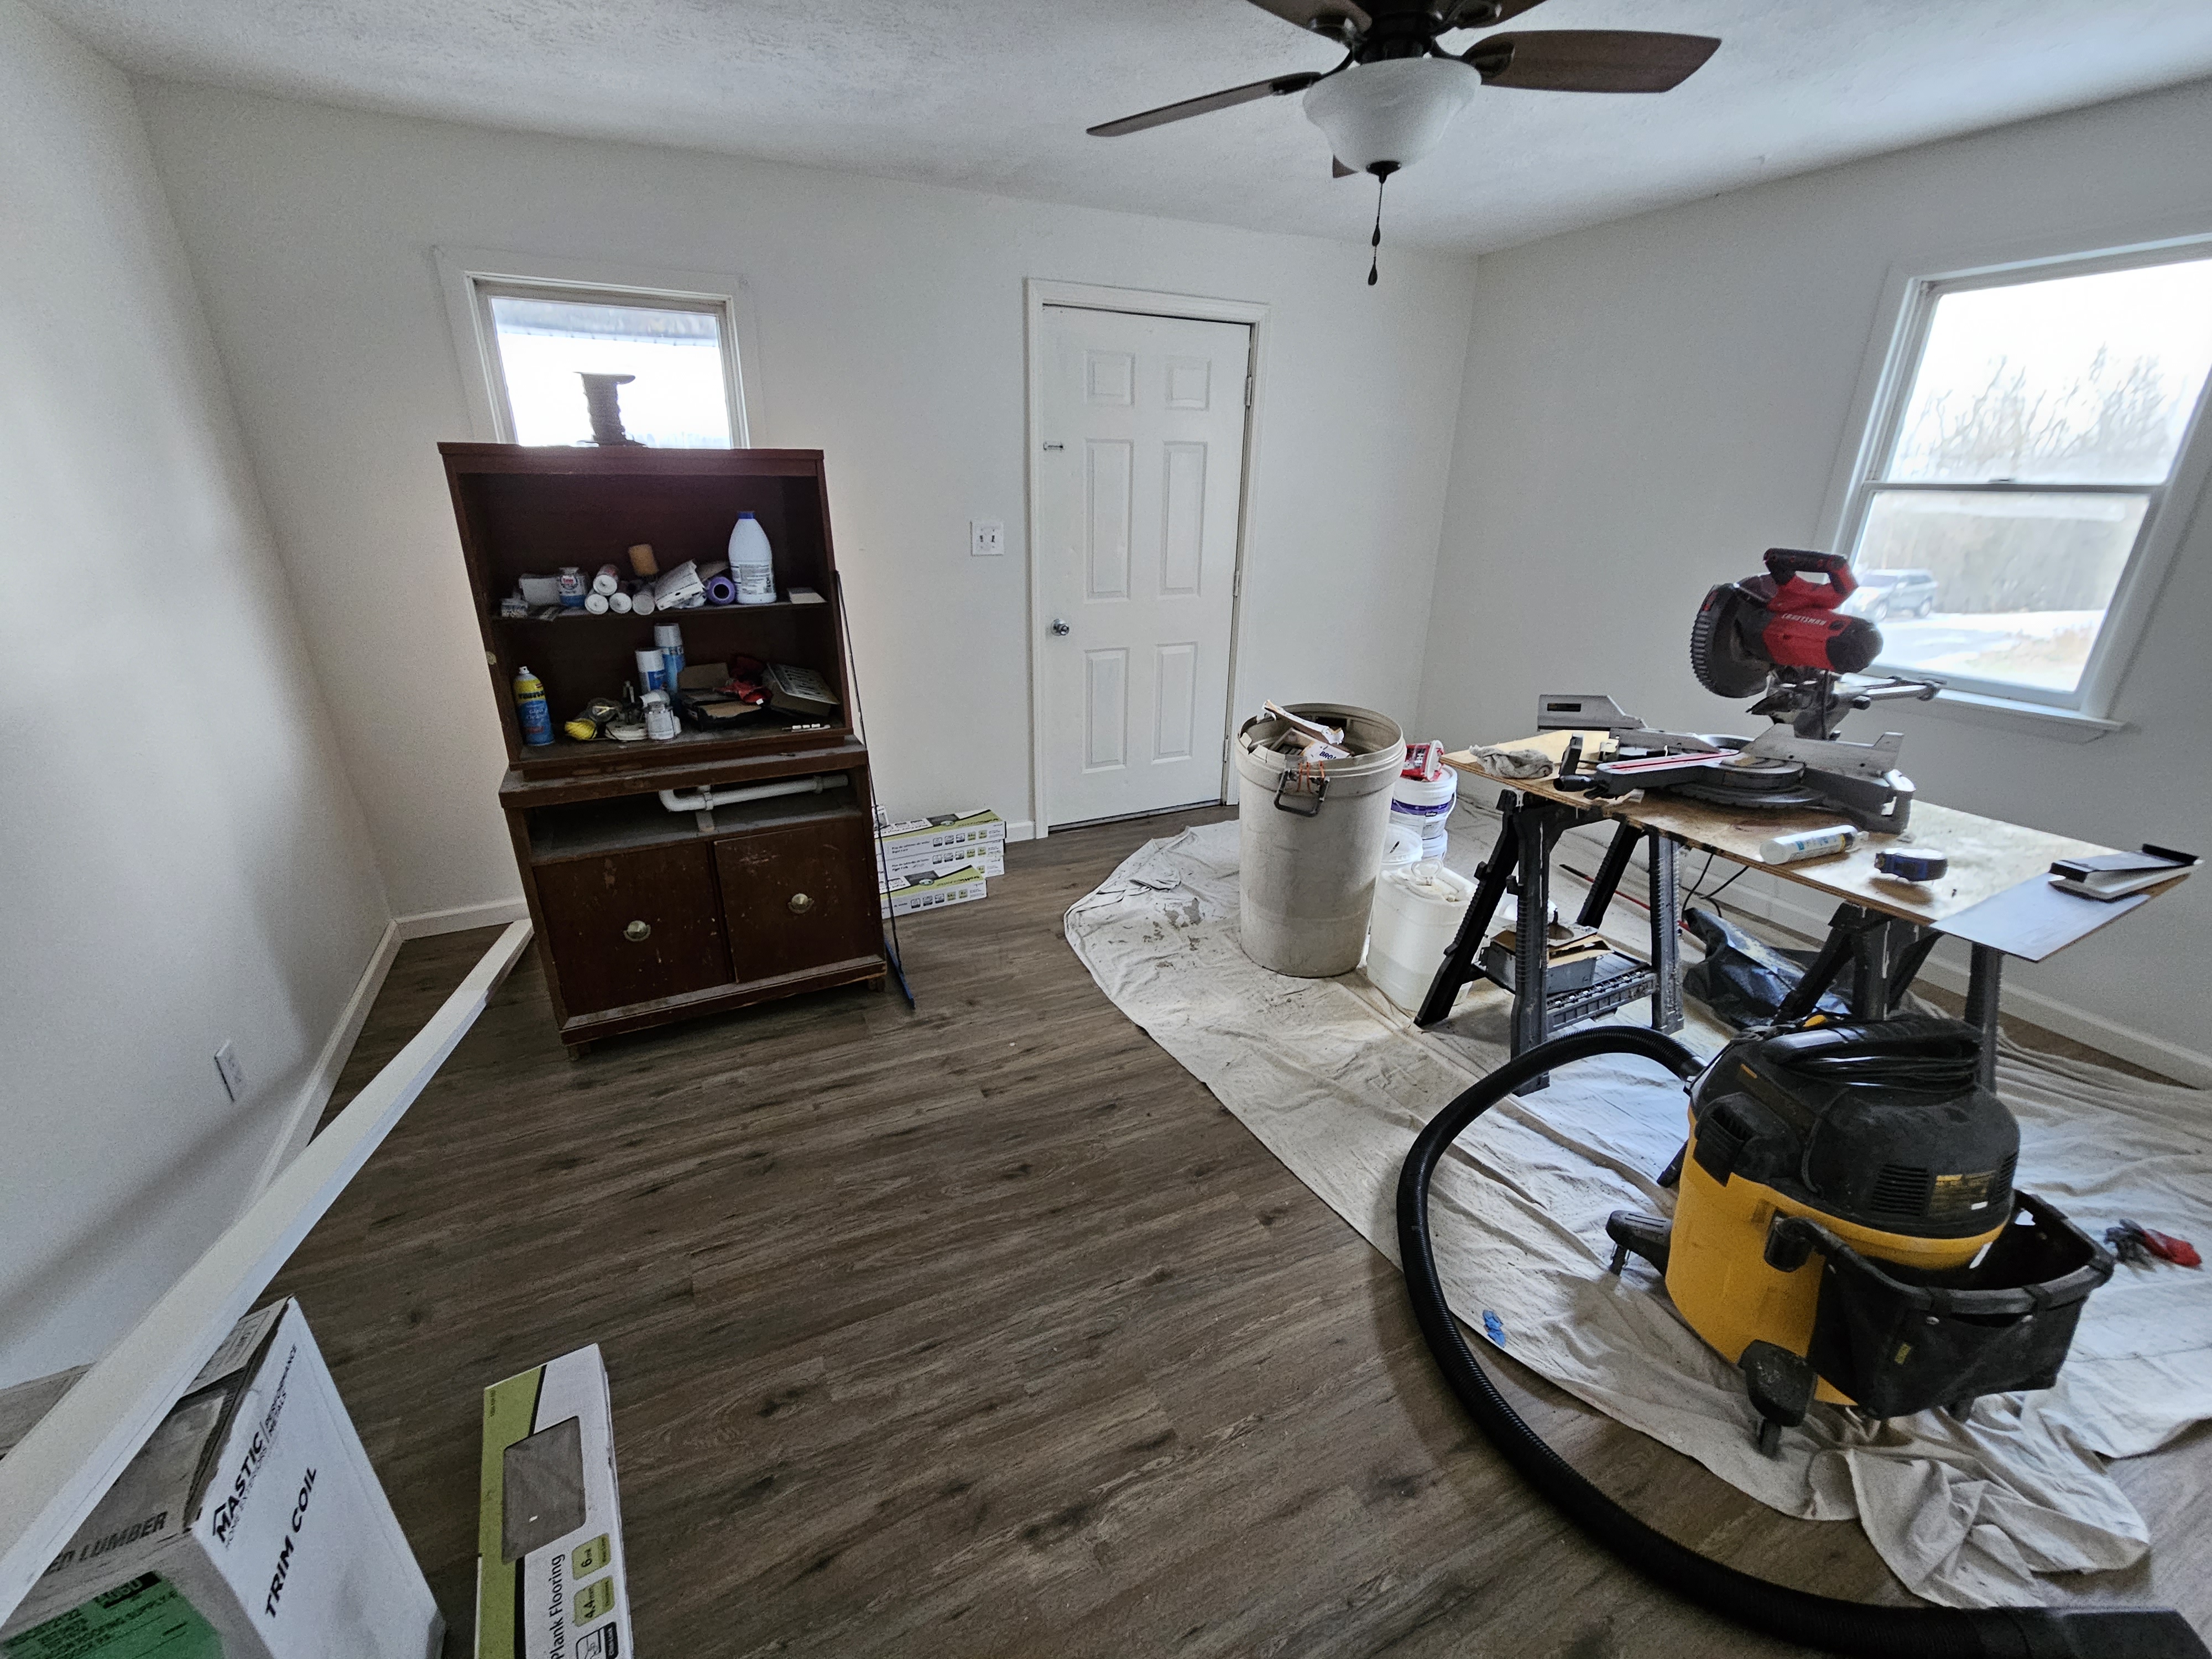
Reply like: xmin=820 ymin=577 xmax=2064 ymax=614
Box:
xmin=1765 ymin=1191 xmax=2114 ymax=1418
xmin=1682 ymin=906 xmax=1848 ymax=1027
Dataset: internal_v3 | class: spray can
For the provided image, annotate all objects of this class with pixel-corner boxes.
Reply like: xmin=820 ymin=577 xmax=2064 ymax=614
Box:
xmin=1760 ymin=825 xmax=1859 ymax=865
xmin=633 ymin=646 xmax=666 ymax=694
xmin=653 ymin=623 xmax=686 ymax=690
xmin=513 ymin=665 xmax=554 ymax=747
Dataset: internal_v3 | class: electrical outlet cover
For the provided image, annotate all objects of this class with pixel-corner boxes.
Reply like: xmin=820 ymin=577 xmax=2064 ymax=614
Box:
xmin=214 ymin=1042 xmax=245 ymax=1102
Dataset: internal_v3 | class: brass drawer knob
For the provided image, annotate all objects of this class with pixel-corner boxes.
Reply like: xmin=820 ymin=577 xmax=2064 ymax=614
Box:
xmin=787 ymin=892 xmax=815 ymax=915
xmin=624 ymin=919 xmax=653 ymax=942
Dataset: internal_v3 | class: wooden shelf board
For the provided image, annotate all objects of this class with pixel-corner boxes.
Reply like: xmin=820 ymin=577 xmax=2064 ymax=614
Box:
xmin=527 ymin=789 xmax=868 ymax=864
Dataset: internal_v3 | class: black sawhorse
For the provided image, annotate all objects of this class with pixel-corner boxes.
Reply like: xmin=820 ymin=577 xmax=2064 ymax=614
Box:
xmin=1414 ymin=791 xmax=1683 ymax=1087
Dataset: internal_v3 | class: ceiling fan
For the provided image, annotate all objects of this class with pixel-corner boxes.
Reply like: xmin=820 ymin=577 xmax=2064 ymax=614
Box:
xmin=1087 ymin=1 xmax=1720 ymax=279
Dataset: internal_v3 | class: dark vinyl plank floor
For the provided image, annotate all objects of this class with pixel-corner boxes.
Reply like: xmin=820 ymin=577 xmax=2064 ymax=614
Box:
xmin=275 ymin=807 xmax=2210 ymax=1657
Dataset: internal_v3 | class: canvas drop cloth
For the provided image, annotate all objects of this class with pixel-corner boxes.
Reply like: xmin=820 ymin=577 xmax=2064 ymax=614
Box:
xmin=1064 ymin=818 xmax=2212 ymax=1609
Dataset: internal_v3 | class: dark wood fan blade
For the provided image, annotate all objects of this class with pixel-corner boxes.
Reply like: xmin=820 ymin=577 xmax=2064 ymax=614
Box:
xmin=1332 ymin=156 xmax=1355 ymax=178
xmin=1088 ymin=72 xmax=1322 ymax=137
xmin=1439 ymin=0 xmax=1552 ymax=27
xmin=1245 ymin=0 xmax=1370 ymax=36
xmin=1465 ymin=30 xmax=1719 ymax=92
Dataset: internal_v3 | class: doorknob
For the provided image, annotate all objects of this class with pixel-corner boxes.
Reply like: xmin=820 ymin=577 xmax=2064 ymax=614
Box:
xmin=1051 ymin=618 xmax=1071 ymax=636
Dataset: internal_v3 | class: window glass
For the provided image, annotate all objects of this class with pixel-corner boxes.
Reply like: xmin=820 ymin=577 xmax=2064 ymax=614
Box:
xmin=1855 ymin=491 xmax=2147 ymax=692
xmin=1852 ymin=251 xmax=2212 ymax=698
xmin=487 ymin=293 xmax=732 ymax=447
xmin=1889 ymin=259 xmax=2212 ymax=485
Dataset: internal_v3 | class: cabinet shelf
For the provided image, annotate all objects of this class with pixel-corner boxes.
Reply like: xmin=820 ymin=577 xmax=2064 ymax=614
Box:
xmin=493 ymin=598 xmax=831 ymax=624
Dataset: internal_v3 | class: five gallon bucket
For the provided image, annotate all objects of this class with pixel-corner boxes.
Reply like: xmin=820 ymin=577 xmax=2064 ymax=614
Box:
xmin=1234 ymin=704 xmax=1406 ymax=977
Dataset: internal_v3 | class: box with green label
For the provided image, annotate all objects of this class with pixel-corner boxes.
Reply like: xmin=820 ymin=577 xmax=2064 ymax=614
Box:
xmin=0 ymin=1300 xmax=440 ymax=1659
xmin=476 ymin=1346 xmax=632 ymax=1659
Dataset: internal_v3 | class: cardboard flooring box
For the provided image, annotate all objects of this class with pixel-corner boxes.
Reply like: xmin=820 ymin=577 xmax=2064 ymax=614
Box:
xmin=879 ymin=862 xmax=989 ymax=917
xmin=875 ymin=811 xmax=1005 ymax=873
xmin=0 ymin=1300 xmax=441 ymax=1659
xmin=476 ymin=1346 xmax=632 ymax=1659
xmin=877 ymin=841 xmax=1004 ymax=881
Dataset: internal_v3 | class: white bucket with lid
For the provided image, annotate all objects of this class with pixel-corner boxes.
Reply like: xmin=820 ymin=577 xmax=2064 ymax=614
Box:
xmin=1390 ymin=765 xmax=1458 ymax=859
xmin=1234 ymin=703 xmax=1406 ymax=977
xmin=1366 ymin=861 xmax=1478 ymax=1014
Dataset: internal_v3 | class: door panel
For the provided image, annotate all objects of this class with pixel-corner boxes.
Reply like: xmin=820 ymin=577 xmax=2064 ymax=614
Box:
xmin=1085 ymin=649 xmax=1128 ymax=770
xmin=1160 ymin=444 xmax=1206 ymax=594
xmin=1154 ymin=643 xmax=1198 ymax=762
xmin=1086 ymin=440 xmax=1132 ymax=599
xmin=535 ymin=842 xmax=732 ymax=1018
xmin=1041 ymin=306 xmax=1250 ymax=827
xmin=714 ymin=815 xmax=879 ymax=984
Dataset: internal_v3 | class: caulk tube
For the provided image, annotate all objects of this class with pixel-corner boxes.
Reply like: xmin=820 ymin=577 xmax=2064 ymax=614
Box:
xmin=1761 ymin=825 xmax=1858 ymax=865
xmin=592 ymin=563 xmax=621 ymax=596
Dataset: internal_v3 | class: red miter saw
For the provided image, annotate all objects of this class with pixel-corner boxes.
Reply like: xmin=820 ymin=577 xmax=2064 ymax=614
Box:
xmin=1544 ymin=550 xmax=1940 ymax=832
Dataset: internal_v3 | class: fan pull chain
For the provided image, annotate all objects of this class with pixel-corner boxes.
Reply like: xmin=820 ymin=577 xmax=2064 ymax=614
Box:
xmin=1367 ymin=164 xmax=1396 ymax=287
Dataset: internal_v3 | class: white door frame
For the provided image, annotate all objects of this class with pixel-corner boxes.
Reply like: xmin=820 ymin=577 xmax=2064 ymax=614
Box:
xmin=1023 ymin=279 xmax=1269 ymax=838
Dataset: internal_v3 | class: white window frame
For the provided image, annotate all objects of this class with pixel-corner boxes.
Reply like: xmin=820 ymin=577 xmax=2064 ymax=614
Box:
xmin=434 ymin=247 xmax=760 ymax=447
xmin=1823 ymin=231 xmax=2212 ymax=728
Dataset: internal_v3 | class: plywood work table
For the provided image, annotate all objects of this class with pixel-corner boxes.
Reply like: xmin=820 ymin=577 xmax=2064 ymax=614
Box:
xmin=1422 ymin=746 xmax=2186 ymax=1088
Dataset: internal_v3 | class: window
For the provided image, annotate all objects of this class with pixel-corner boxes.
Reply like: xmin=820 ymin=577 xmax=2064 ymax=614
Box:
xmin=1838 ymin=247 xmax=2212 ymax=709
xmin=472 ymin=279 xmax=744 ymax=448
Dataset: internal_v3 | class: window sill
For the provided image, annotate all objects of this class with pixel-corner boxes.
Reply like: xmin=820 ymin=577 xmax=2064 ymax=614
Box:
xmin=1909 ymin=687 xmax=2127 ymax=744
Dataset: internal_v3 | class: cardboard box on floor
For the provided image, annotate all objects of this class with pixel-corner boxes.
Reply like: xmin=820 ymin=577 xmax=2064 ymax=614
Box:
xmin=476 ymin=1346 xmax=632 ymax=1659
xmin=879 ymin=862 xmax=989 ymax=916
xmin=0 ymin=1300 xmax=440 ymax=1659
xmin=875 ymin=810 xmax=1006 ymax=881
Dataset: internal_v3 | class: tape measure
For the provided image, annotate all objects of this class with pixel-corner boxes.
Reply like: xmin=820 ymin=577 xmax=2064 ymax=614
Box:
xmin=1874 ymin=849 xmax=1948 ymax=883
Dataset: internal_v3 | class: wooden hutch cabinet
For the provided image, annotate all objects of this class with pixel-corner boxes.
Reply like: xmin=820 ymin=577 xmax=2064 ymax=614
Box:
xmin=440 ymin=444 xmax=885 ymax=1054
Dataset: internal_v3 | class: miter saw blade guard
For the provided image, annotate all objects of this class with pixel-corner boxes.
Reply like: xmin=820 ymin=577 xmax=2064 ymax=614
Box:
xmin=1691 ymin=549 xmax=1882 ymax=702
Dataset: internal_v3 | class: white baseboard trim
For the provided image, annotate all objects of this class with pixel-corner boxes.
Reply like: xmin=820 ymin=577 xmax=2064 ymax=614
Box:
xmin=394 ymin=897 xmax=531 ymax=940
xmin=243 ymin=919 xmax=403 ymax=1204
xmin=1495 ymin=805 xmax=2212 ymax=1088
xmin=1005 ymin=820 xmax=1037 ymax=843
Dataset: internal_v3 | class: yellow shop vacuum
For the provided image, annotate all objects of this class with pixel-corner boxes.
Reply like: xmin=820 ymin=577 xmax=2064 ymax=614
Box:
xmin=1395 ymin=1018 xmax=2200 ymax=1658
xmin=1599 ymin=1015 xmax=2109 ymax=1452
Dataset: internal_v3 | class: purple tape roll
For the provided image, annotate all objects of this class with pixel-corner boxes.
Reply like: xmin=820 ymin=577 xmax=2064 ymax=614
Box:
xmin=706 ymin=574 xmax=738 ymax=606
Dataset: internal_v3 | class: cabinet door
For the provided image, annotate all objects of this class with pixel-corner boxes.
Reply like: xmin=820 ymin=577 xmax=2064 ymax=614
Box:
xmin=714 ymin=815 xmax=881 ymax=984
xmin=534 ymin=842 xmax=733 ymax=1018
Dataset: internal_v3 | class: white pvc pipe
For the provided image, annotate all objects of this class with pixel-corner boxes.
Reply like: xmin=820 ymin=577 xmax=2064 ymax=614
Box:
xmin=657 ymin=773 xmax=849 ymax=814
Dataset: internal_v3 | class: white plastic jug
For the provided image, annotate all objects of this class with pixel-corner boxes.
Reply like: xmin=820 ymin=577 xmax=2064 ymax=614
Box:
xmin=728 ymin=512 xmax=776 ymax=605
xmin=1366 ymin=861 xmax=1477 ymax=1014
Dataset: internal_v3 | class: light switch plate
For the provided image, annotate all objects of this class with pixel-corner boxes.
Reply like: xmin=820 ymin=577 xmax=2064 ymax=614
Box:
xmin=971 ymin=520 xmax=1004 ymax=558
xmin=214 ymin=1041 xmax=245 ymax=1102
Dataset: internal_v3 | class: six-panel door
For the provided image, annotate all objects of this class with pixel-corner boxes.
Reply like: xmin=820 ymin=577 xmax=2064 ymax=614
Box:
xmin=1037 ymin=306 xmax=1251 ymax=828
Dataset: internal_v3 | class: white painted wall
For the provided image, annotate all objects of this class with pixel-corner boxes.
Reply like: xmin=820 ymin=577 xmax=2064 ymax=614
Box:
xmin=0 ymin=0 xmax=390 ymax=1381
xmin=1420 ymin=79 xmax=2212 ymax=1082
xmin=132 ymin=86 xmax=1476 ymax=921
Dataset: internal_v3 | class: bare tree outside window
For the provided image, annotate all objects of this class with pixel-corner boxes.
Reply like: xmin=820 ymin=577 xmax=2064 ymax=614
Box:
xmin=1848 ymin=254 xmax=2212 ymax=697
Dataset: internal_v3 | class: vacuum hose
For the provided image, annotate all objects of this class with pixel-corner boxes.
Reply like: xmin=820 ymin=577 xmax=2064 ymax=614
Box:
xmin=1395 ymin=1025 xmax=2209 ymax=1659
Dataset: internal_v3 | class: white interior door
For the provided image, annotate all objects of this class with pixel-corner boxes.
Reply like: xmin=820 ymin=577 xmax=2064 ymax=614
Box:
xmin=1038 ymin=305 xmax=1250 ymax=828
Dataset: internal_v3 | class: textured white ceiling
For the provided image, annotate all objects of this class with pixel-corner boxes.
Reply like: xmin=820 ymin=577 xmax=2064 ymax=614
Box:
xmin=36 ymin=0 xmax=2212 ymax=252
